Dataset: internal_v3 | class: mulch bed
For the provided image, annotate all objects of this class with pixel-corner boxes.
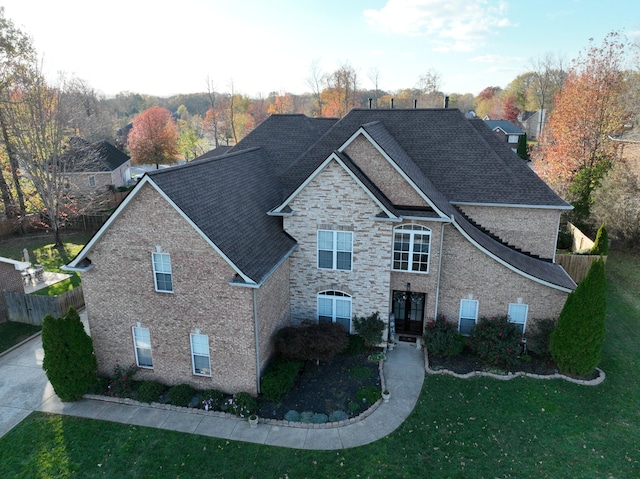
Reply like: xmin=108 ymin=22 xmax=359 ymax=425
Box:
xmin=256 ymin=351 xmax=381 ymax=420
xmin=427 ymin=347 xmax=600 ymax=381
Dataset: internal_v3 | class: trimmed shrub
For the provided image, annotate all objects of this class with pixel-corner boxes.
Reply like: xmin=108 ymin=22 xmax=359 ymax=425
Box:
xmin=41 ymin=307 xmax=98 ymax=402
xmin=356 ymin=386 xmax=381 ymax=405
xmin=353 ymin=311 xmax=385 ymax=347
xmin=260 ymin=357 xmax=303 ymax=403
xmin=550 ymin=258 xmax=606 ymax=375
xmin=423 ymin=315 xmax=465 ymax=358
xmin=300 ymin=411 xmax=314 ymax=423
xmin=469 ymin=316 xmax=521 ymax=368
xmin=275 ymin=322 xmax=349 ymax=364
xmin=329 ymin=410 xmax=348 ymax=422
xmin=201 ymin=389 xmax=225 ymax=411
xmin=312 ymin=413 xmax=328 ymax=424
xmin=226 ymin=392 xmax=257 ymax=417
xmin=168 ymin=384 xmax=196 ymax=407
xmin=107 ymin=364 xmax=138 ymax=398
xmin=136 ymin=381 xmax=166 ymax=403
xmin=345 ymin=334 xmax=366 ymax=355
xmin=526 ymin=318 xmax=556 ymax=360
xmin=590 ymin=224 xmax=609 ymax=255
xmin=284 ymin=410 xmax=301 ymax=422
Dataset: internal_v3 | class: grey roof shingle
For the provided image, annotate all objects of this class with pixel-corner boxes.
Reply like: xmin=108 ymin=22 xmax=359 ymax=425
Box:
xmin=63 ymin=138 xmax=130 ymax=172
xmin=147 ymin=148 xmax=296 ymax=284
xmin=484 ymin=120 xmax=525 ymax=135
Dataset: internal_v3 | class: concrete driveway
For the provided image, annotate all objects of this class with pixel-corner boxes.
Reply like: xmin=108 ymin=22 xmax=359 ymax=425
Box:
xmin=0 ymin=334 xmax=58 ymax=438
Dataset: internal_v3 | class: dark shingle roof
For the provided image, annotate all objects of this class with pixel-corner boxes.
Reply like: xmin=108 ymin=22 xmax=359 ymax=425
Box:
xmin=147 ymin=148 xmax=296 ymax=284
xmin=484 ymin=120 xmax=525 ymax=135
xmin=63 ymin=138 xmax=130 ymax=172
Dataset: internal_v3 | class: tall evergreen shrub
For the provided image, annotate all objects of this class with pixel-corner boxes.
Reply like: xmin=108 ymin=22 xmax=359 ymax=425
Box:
xmin=550 ymin=258 xmax=606 ymax=375
xmin=42 ymin=307 xmax=98 ymax=401
xmin=590 ymin=223 xmax=609 ymax=255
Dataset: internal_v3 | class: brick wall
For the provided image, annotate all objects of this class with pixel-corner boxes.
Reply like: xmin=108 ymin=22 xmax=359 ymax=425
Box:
xmin=438 ymin=223 xmax=568 ymax=332
xmin=283 ymin=160 xmax=392 ymax=330
xmin=343 ymin=135 xmax=429 ymax=206
xmin=82 ymin=183 xmax=259 ymax=394
xmin=457 ymin=204 xmax=561 ymax=259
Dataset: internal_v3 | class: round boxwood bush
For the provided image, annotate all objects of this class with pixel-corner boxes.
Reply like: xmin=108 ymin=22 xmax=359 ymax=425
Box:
xmin=168 ymin=384 xmax=196 ymax=407
xmin=136 ymin=380 xmax=166 ymax=403
xmin=284 ymin=410 xmax=301 ymax=422
xmin=312 ymin=413 xmax=328 ymax=424
xmin=201 ymin=388 xmax=225 ymax=411
xmin=228 ymin=392 xmax=257 ymax=417
xmin=329 ymin=410 xmax=348 ymax=422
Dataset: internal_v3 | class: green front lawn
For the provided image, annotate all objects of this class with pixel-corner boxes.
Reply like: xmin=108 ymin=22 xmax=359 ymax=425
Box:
xmin=0 ymin=321 xmax=41 ymax=354
xmin=0 ymin=233 xmax=91 ymax=296
xmin=0 ymin=249 xmax=638 ymax=478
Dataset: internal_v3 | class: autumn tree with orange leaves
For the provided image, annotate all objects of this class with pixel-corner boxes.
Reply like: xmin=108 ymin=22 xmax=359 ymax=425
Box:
xmin=533 ymin=32 xmax=629 ymax=227
xmin=127 ymin=106 xmax=178 ymax=169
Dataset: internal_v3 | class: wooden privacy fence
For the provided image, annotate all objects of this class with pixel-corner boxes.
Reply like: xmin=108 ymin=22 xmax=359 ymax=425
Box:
xmin=556 ymin=254 xmax=607 ymax=284
xmin=3 ymin=286 xmax=85 ymax=325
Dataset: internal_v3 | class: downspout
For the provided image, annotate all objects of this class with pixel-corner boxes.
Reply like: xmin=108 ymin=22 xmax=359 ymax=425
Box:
xmin=253 ymin=288 xmax=261 ymax=394
xmin=434 ymin=221 xmax=446 ymax=319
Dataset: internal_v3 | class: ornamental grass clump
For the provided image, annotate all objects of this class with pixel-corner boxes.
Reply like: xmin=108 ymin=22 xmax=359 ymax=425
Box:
xmin=469 ymin=316 xmax=521 ymax=368
xmin=423 ymin=315 xmax=465 ymax=358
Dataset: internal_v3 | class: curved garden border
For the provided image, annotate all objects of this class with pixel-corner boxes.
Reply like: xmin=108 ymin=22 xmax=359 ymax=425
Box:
xmin=83 ymin=358 xmax=388 ymax=429
xmin=423 ymin=349 xmax=605 ymax=386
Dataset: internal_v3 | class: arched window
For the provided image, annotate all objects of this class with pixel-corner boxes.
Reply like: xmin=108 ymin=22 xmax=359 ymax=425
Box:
xmin=392 ymin=224 xmax=431 ymax=273
xmin=317 ymin=291 xmax=352 ymax=332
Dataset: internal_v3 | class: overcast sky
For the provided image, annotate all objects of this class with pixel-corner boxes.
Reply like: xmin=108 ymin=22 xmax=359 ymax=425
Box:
xmin=3 ymin=0 xmax=639 ymax=98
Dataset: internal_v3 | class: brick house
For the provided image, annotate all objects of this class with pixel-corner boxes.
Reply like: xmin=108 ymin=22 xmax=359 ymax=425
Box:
xmin=65 ymin=109 xmax=575 ymax=395
xmin=484 ymin=120 xmax=526 ymax=153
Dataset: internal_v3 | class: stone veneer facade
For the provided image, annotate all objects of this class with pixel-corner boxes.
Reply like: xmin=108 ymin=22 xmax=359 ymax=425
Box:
xmin=81 ymin=183 xmax=289 ymax=395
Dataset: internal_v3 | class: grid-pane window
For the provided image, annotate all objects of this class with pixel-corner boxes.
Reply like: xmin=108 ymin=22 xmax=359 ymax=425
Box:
xmin=152 ymin=252 xmax=173 ymax=292
xmin=508 ymin=303 xmax=528 ymax=335
xmin=459 ymin=299 xmax=479 ymax=336
xmin=132 ymin=327 xmax=153 ymax=368
xmin=392 ymin=225 xmax=431 ymax=273
xmin=317 ymin=291 xmax=352 ymax=332
xmin=190 ymin=333 xmax=211 ymax=376
xmin=317 ymin=230 xmax=353 ymax=271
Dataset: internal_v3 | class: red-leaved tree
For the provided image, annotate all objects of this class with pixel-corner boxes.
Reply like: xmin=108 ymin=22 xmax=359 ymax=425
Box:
xmin=127 ymin=106 xmax=178 ymax=169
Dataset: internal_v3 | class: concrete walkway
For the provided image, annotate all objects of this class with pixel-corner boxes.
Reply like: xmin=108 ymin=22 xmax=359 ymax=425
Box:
xmin=0 ymin=334 xmax=424 ymax=449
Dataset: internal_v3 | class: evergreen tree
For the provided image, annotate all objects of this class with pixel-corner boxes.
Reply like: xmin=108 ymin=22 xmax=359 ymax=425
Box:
xmin=42 ymin=307 xmax=98 ymax=401
xmin=550 ymin=258 xmax=606 ymax=375
xmin=590 ymin=223 xmax=609 ymax=255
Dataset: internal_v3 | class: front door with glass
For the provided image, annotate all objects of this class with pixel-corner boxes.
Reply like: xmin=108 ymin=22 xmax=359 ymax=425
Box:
xmin=392 ymin=290 xmax=426 ymax=335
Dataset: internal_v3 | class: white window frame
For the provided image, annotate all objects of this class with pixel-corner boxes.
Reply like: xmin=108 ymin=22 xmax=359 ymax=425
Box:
xmin=508 ymin=303 xmax=529 ymax=335
xmin=508 ymin=134 xmax=519 ymax=143
xmin=317 ymin=291 xmax=352 ymax=333
xmin=88 ymin=175 xmax=96 ymax=187
xmin=458 ymin=299 xmax=479 ymax=336
xmin=392 ymin=224 xmax=431 ymax=273
xmin=152 ymin=252 xmax=173 ymax=293
xmin=132 ymin=326 xmax=153 ymax=368
xmin=317 ymin=230 xmax=353 ymax=271
xmin=190 ymin=333 xmax=211 ymax=376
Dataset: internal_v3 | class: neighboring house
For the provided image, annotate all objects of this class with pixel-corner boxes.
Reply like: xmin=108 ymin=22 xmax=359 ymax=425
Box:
xmin=65 ymin=109 xmax=575 ymax=395
xmin=0 ymin=257 xmax=30 ymax=321
xmin=62 ymin=138 xmax=132 ymax=195
xmin=484 ymin=120 xmax=526 ymax=153
xmin=520 ymin=109 xmax=547 ymax=139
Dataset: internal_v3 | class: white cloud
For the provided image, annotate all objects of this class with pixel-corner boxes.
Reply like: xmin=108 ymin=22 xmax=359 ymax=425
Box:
xmin=364 ymin=0 xmax=512 ymax=52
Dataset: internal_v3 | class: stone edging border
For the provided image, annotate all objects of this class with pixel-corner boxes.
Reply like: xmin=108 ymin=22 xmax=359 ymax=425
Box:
xmin=423 ymin=349 xmax=605 ymax=386
xmin=84 ymin=358 xmax=387 ymax=429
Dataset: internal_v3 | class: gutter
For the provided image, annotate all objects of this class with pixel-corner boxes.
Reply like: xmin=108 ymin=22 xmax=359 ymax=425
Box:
xmin=434 ymin=221 xmax=446 ymax=320
xmin=253 ymin=289 xmax=261 ymax=394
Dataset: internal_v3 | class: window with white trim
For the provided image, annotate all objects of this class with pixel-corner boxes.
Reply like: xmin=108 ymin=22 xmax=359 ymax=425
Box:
xmin=132 ymin=326 xmax=153 ymax=368
xmin=392 ymin=224 xmax=431 ymax=273
xmin=458 ymin=299 xmax=479 ymax=336
xmin=317 ymin=291 xmax=352 ymax=332
xmin=317 ymin=230 xmax=353 ymax=271
xmin=152 ymin=252 xmax=173 ymax=292
xmin=508 ymin=303 xmax=528 ymax=335
xmin=508 ymin=134 xmax=519 ymax=143
xmin=190 ymin=333 xmax=211 ymax=376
